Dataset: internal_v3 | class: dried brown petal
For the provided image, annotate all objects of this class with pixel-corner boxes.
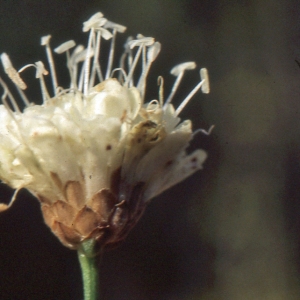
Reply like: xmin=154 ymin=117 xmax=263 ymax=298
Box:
xmin=50 ymin=172 xmax=63 ymax=190
xmin=88 ymin=188 xmax=117 ymax=221
xmin=51 ymin=200 xmax=76 ymax=226
xmin=53 ymin=221 xmax=81 ymax=248
xmin=73 ymin=206 xmax=101 ymax=237
xmin=41 ymin=204 xmax=56 ymax=229
xmin=65 ymin=181 xmax=85 ymax=208
xmin=38 ymin=195 xmax=52 ymax=205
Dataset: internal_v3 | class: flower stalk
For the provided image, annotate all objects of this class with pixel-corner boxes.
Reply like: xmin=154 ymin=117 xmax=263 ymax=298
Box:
xmin=78 ymin=239 xmax=99 ymax=300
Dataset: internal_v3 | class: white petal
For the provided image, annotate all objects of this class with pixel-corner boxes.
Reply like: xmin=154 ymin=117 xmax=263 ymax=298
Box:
xmin=162 ymin=104 xmax=181 ymax=133
xmin=144 ymin=149 xmax=207 ymax=201
xmin=134 ymin=121 xmax=192 ymax=183
xmin=88 ymin=79 xmax=140 ymax=121
xmin=18 ymin=114 xmax=81 ymax=185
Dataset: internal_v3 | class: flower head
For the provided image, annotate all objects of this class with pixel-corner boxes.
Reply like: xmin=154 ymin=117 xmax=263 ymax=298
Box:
xmin=0 ymin=12 xmax=209 ymax=249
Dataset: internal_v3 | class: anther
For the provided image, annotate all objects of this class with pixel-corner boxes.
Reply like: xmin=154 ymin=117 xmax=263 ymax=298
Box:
xmin=41 ymin=35 xmax=58 ymax=95
xmin=124 ymin=36 xmax=155 ymax=87
xmin=82 ymin=12 xmax=105 ymax=32
xmin=0 ymin=77 xmax=20 ymax=113
xmin=164 ymin=62 xmax=196 ymax=108
xmin=83 ymin=17 xmax=112 ymax=95
xmin=1 ymin=53 xmax=27 ymax=90
xmin=175 ymin=68 xmax=210 ymax=117
xmin=0 ymin=53 xmax=30 ymax=107
xmin=137 ymin=42 xmax=161 ymax=99
xmin=104 ymin=21 xmax=127 ymax=80
xmin=54 ymin=40 xmax=76 ymax=88
xmin=19 ymin=61 xmax=50 ymax=103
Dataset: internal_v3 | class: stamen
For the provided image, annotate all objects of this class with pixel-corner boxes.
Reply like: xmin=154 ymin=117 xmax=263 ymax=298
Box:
xmin=82 ymin=14 xmax=108 ymax=94
xmin=104 ymin=21 xmax=127 ymax=33
xmin=77 ymin=48 xmax=94 ymax=92
xmin=35 ymin=61 xmax=50 ymax=103
xmin=54 ymin=40 xmax=76 ymax=54
xmin=41 ymin=35 xmax=58 ymax=95
xmin=200 ymin=68 xmax=210 ymax=94
xmin=105 ymin=27 xmax=118 ymax=79
xmin=0 ymin=188 xmax=22 ymax=212
xmin=89 ymin=31 xmax=103 ymax=88
xmin=0 ymin=77 xmax=20 ymax=113
xmin=175 ymin=68 xmax=210 ymax=117
xmin=15 ymin=86 xmax=31 ymax=107
xmin=124 ymin=46 xmax=142 ymax=87
xmin=157 ymin=76 xmax=164 ymax=106
xmin=0 ymin=53 xmax=30 ymax=107
xmin=142 ymin=39 xmax=147 ymax=74
xmin=124 ymin=36 xmax=154 ymax=87
xmin=164 ymin=62 xmax=196 ymax=108
xmin=119 ymin=37 xmax=133 ymax=83
xmin=137 ymin=42 xmax=161 ymax=99
xmin=88 ymin=25 xmax=113 ymax=88
xmin=0 ymin=85 xmax=13 ymax=117
xmin=104 ymin=21 xmax=127 ymax=79
xmin=83 ymin=24 xmax=112 ymax=95
xmin=1 ymin=53 xmax=27 ymax=90
xmin=83 ymin=27 xmax=95 ymax=95
xmin=70 ymin=45 xmax=85 ymax=62
xmin=55 ymin=87 xmax=77 ymax=98
xmin=126 ymin=39 xmax=134 ymax=70
xmin=110 ymin=68 xmax=127 ymax=81
xmin=71 ymin=46 xmax=90 ymax=74
xmin=67 ymin=45 xmax=83 ymax=89
xmin=19 ymin=62 xmax=50 ymax=103
xmin=54 ymin=40 xmax=76 ymax=88
xmin=82 ymin=12 xmax=105 ymax=32
xmin=97 ymin=27 xmax=113 ymax=40
xmin=193 ymin=125 xmax=215 ymax=136
xmin=146 ymin=99 xmax=160 ymax=112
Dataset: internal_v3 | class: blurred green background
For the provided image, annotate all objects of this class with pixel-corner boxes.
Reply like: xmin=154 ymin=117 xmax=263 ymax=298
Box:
xmin=1 ymin=0 xmax=300 ymax=299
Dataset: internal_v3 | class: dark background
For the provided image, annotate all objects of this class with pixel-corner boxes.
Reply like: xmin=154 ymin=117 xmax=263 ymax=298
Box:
xmin=1 ymin=0 xmax=300 ymax=299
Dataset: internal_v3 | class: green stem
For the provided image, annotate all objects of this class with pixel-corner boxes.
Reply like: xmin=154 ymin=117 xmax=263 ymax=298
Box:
xmin=78 ymin=239 xmax=99 ymax=300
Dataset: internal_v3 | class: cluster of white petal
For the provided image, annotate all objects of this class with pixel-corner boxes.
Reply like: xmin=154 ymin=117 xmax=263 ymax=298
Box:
xmin=0 ymin=12 xmax=209 ymax=212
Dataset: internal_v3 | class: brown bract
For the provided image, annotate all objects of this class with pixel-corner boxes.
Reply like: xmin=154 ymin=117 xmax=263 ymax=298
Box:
xmin=40 ymin=172 xmax=146 ymax=249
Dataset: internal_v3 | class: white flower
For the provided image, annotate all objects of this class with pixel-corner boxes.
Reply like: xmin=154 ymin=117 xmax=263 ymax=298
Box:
xmin=0 ymin=12 xmax=210 ymax=249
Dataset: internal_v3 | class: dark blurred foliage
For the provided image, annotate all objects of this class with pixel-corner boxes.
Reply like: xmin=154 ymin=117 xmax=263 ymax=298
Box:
xmin=0 ymin=0 xmax=300 ymax=299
